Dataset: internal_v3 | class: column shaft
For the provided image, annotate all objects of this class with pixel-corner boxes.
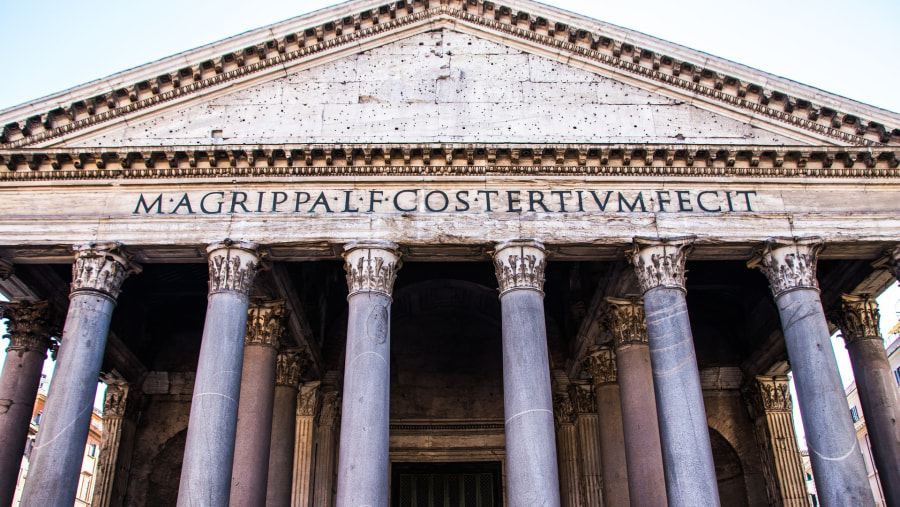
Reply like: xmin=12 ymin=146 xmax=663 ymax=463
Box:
xmin=231 ymin=301 xmax=285 ymax=507
xmin=750 ymin=237 xmax=873 ymax=507
xmin=21 ymin=243 xmax=138 ymax=507
xmin=616 ymin=344 xmax=667 ymax=506
xmin=604 ymin=298 xmax=667 ymax=507
xmin=0 ymin=301 xmax=51 ymax=507
xmin=178 ymin=241 xmax=259 ymax=507
xmin=267 ymin=351 xmax=305 ymax=507
xmin=493 ymin=240 xmax=560 ymax=506
xmin=632 ymin=237 xmax=720 ymax=506
xmin=335 ymin=241 xmax=399 ymax=507
xmin=583 ymin=349 xmax=629 ymax=507
xmin=553 ymin=391 xmax=581 ymax=507
xmin=839 ymin=294 xmax=900 ymax=506
xmin=574 ymin=411 xmax=603 ymax=506
xmin=312 ymin=391 xmax=340 ymax=507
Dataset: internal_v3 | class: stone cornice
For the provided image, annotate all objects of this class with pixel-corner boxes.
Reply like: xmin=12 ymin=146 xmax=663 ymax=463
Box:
xmin=1 ymin=1 xmax=897 ymax=149
xmin=2 ymin=144 xmax=898 ymax=182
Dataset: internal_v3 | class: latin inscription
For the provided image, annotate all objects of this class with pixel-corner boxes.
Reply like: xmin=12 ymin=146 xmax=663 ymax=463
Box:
xmin=134 ymin=188 xmax=758 ymax=215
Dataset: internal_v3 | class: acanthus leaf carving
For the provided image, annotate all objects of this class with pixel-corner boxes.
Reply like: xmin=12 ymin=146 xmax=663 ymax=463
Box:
xmin=297 ymin=383 xmax=320 ymax=417
xmin=629 ymin=236 xmax=694 ymax=294
xmin=839 ymin=294 xmax=882 ymax=344
xmin=317 ymin=391 xmax=342 ymax=427
xmin=747 ymin=237 xmax=822 ymax=298
xmin=492 ymin=240 xmax=547 ymax=296
xmin=754 ymin=376 xmax=792 ymax=412
xmin=605 ymin=297 xmax=648 ymax=348
xmin=583 ymin=346 xmax=617 ymax=385
xmin=245 ymin=300 xmax=286 ymax=349
xmin=343 ymin=241 xmax=401 ymax=298
xmin=275 ymin=349 xmax=310 ymax=387
xmin=886 ymin=245 xmax=900 ymax=282
xmin=567 ymin=382 xmax=596 ymax=414
xmin=553 ymin=392 xmax=576 ymax=427
xmin=71 ymin=242 xmax=141 ymax=298
xmin=0 ymin=300 xmax=53 ymax=355
xmin=207 ymin=240 xmax=259 ymax=296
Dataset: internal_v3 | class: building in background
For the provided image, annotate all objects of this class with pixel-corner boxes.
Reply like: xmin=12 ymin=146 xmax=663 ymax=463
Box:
xmin=11 ymin=379 xmax=103 ymax=507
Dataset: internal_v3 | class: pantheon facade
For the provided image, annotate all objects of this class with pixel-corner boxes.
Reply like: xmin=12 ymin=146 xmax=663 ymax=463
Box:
xmin=0 ymin=1 xmax=899 ymax=506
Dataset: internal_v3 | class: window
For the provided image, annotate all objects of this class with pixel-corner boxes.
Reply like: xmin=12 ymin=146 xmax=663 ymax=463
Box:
xmin=77 ymin=472 xmax=92 ymax=501
xmin=850 ymin=406 xmax=860 ymax=423
xmin=31 ymin=412 xmax=41 ymax=425
xmin=894 ymin=366 xmax=900 ymax=386
xmin=87 ymin=443 xmax=97 ymax=458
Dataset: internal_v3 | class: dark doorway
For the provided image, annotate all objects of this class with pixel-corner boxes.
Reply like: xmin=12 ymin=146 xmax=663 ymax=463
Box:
xmin=391 ymin=462 xmax=502 ymax=507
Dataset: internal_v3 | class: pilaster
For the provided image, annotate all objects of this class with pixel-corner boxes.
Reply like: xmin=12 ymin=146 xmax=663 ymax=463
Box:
xmin=745 ymin=376 xmax=807 ymax=507
xmin=553 ymin=390 xmax=581 ymax=507
xmin=292 ymin=381 xmax=320 ymax=507
xmin=583 ymin=348 xmax=627 ymax=506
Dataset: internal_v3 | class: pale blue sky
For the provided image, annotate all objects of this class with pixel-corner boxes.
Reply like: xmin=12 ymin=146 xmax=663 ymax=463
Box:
xmin=0 ymin=0 xmax=898 ymax=112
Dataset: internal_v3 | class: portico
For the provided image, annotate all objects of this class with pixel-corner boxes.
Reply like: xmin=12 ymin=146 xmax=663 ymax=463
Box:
xmin=0 ymin=0 xmax=899 ymax=506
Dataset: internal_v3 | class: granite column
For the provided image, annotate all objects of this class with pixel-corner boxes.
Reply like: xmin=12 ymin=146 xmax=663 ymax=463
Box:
xmin=231 ymin=300 xmax=286 ymax=507
xmin=21 ymin=243 xmax=140 ymax=507
xmin=838 ymin=293 xmax=900 ymax=506
xmin=749 ymin=237 xmax=873 ymax=506
xmin=605 ymin=297 xmax=667 ymax=507
xmin=631 ymin=236 xmax=719 ymax=506
xmin=335 ymin=241 xmax=400 ymax=507
xmin=0 ymin=301 xmax=52 ymax=507
xmin=493 ymin=240 xmax=561 ymax=506
xmin=177 ymin=241 xmax=259 ymax=507
xmin=583 ymin=346 xmax=629 ymax=506
xmin=267 ymin=350 xmax=306 ymax=507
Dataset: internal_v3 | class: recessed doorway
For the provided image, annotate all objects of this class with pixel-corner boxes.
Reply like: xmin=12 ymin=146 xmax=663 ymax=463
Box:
xmin=391 ymin=462 xmax=502 ymax=507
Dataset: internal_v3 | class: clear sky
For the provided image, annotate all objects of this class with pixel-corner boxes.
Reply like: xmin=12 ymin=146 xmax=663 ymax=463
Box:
xmin=0 ymin=0 xmax=898 ymax=112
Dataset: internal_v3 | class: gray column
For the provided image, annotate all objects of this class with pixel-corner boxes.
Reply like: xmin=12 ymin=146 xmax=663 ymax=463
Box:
xmin=553 ymin=390 xmax=581 ymax=507
xmin=292 ymin=382 xmax=320 ymax=507
xmin=267 ymin=350 xmax=306 ymax=507
xmin=0 ymin=301 xmax=52 ymax=507
xmin=493 ymin=240 xmax=561 ymax=506
xmin=749 ymin=237 xmax=873 ymax=506
xmin=21 ymin=243 xmax=140 ymax=507
xmin=231 ymin=300 xmax=286 ymax=507
xmin=583 ymin=347 xmax=629 ymax=506
xmin=178 ymin=241 xmax=260 ymax=507
xmin=335 ymin=241 xmax=400 ymax=507
xmin=838 ymin=294 xmax=900 ymax=506
xmin=312 ymin=390 xmax=340 ymax=507
xmin=631 ymin=236 xmax=720 ymax=506
xmin=605 ymin=297 xmax=668 ymax=507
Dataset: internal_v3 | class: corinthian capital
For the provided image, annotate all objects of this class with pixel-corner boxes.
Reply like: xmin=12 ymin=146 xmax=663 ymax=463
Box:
xmin=297 ymin=383 xmax=321 ymax=417
xmin=839 ymin=294 xmax=882 ymax=344
xmin=605 ymin=297 xmax=648 ymax=349
xmin=492 ymin=240 xmax=547 ymax=296
xmin=343 ymin=241 xmax=401 ymax=298
xmin=553 ymin=392 xmax=575 ymax=427
xmin=753 ymin=376 xmax=793 ymax=412
xmin=583 ymin=346 xmax=617 ymax=385
xmin=567 ymin=382 xmax=596 ymax=414
xmin=207 ymin=241 xmax=260 ymax=296
xmin=245 ymin=300 xmax=286 ymax=349
xmin=71 ymin=243 xmax=141 ymax=298
xmin=630 ymin=236 xmax=694 ymax=294
xmin=748 ymin=237 xmax=822 ymax=298
xmin=0 ymin=301 xmax=53 ymax=355
xmin=275 ymin=350 xmax=309 ymax=387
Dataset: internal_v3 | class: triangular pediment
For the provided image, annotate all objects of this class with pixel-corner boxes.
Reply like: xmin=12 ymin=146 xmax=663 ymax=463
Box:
xmin=2 ymin=0 xmax=898 ymax=148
